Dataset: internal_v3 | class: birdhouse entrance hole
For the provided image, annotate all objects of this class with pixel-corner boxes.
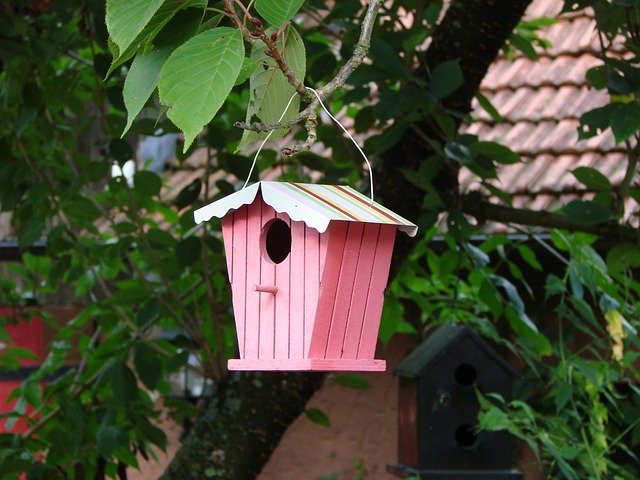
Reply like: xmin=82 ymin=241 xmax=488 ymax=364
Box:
xmin=262 ymin=218 xmax=291 ymax=264
xmin=455 ymin=424 xmax=479 ymax=449
xmin=454 ymin=363 xmax=477 ymax=387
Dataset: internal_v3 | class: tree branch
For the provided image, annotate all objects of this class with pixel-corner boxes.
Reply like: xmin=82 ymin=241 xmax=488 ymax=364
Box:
xmin=459 ymin=193 xmax=640 ymax=244
xmin=234 ymin=0 xmax=383 ymax=154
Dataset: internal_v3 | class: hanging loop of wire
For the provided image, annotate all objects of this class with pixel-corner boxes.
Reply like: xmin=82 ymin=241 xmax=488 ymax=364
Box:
xmin=242 ymin=86 xmax=375 ymax=204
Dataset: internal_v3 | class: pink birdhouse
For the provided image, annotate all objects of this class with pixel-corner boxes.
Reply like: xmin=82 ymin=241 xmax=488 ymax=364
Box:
xmin=194 ymin=182 xmax=417 ymax=371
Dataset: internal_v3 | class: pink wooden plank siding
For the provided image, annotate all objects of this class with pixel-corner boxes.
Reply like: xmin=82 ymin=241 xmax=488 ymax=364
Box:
xmin=303 ymin=225 xmax=321 ymax=357
xmin=273 ymin=211 xmax=291 ymax=359
xmin=222 ymin=215 xmax=234 ymax=284
xmin=341 ymin=223 xmax=382 ymax=359
xmin=308 ymin=221 xmax=350 ymax=359
xmin=258 ymin=202 xmax=277 ymax=359
xmin=289 ymin=220 xmax=306 ymax=359
xmin=324 ymin=222 xmax=366 ymax=359
xmin=223 ymin=209 xmax=247 ymax=357
xmin=244 ymin=200 xmax=262 ymax=359
xmin=357 ymin=224 xmax=396 ymax=359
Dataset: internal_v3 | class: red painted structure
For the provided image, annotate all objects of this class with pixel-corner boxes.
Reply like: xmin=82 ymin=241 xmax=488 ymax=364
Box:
xmin=0 ymin=309 xmax=43 ymax=434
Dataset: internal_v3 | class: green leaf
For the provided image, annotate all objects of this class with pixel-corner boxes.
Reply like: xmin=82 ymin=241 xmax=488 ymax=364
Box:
xmin=176 ymin=236 xmax=202 ymax=269
xmin=370 ymin=38 xmax=411 ymax=81
xmin=106 ymin=0 xmax=165 ymax=55
xmin=610 ymin=102 xmax=640 ymax=144
xmin=517 ymin=245 xmax=542 ymax=271
xmin=475 ymin=93 xmax=502 ymax=122
xmin=175 ymin=179 xmax=202 ymax=209
xmin=97 ymin=424 xmax=129 ymax=457
xmin=379 ymin=295 xmax=415 ymax=345
xmin=107 ymin=0 xmax=202 ymax=75
xmin=255 ymin=0 xmax=305 ymax=26
xmin=332 ymin=373 xmax=372 ymax=389
xmin=135 ymin=416 xmax=167 ymax=450
xmin=122 ymin=7 xmax=204 ymax=135
xmin=478 ymin=406 xmax=510 ymax=431
xmin=235 ymin=56 xmax=260 ymax=86
xmin=112 ymin=279 xmax=151 ymax=305
xmin=509 ymin=33 xmax=538 ymax=60
xmin=112 ymin=361 xmax=139 ymax=403
xmin=545 ymin=274 xmax=566 ymax=297
xmin=110 ymin=138 xmax=134 ymax=165
xmin=114 ymin=221 xmax=138 ymax=234
xmin=147 ymin=227 xmax=177 ymax=248
xmin=607 ymin=243 xmax=640 ymax=273
xmin=237 ymin=26 xmax=306 ymax=151
xmin=430 ymin=59 xmax=463 ymax=99
xmin=564 ymin=200 xmax=613 ymax=224
xmin=134 ymin=343 xmax=163 ymax=390
xmin=18 ymin=214 xmax=45 ymax=248
xmin=554 ymin=381 xmax=573 ymax=412
xmin=134 ymin=170 xmax=162 ymax=198
xmin=465 ymin=243 xmax=489 ymax=268
xmin=571 ymin=166 xmax=611 ymax=191
xmin=122 ymin=47 xmax=172 ymax=135
xmin=159 ymin=27 xmax=244 ymax=151
xmin=578 ymin=104 xmax=616 ymax=140
xmin=305 ymin=407 xmax=331 ymax=427
xmin=469 ymin=141 xmax=520 ymax=164
xmin=444 ymin=142 xmax=474 ymax=165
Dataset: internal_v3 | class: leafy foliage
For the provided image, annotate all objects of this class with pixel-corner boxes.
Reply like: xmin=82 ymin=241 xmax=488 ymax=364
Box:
xmin=2 ymin=0 xmax=640 ymax=478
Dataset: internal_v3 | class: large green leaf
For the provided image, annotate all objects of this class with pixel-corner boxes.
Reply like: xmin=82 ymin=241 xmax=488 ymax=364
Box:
xmin=122 ymin=7 xmax=203 ymax=135
xmin=123 ymin=47 xmax=172 ymax=135
xmin=107 ymin=0 xmax=203 ymax=75
xmin=159 ymin=27 xmax=244 ymax=151
xmin=255 ymin=0 xmax=305 ymax=26
xmin=237 ymin=25 xmax=306 ymax=151
xmin=106 ymin=0 xmax=165 ymax=55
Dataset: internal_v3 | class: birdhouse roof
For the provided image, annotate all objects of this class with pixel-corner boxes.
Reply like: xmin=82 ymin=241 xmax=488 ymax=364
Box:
xmin=394 ymin=324 xmax=517 ymax=378
xmin=193 ymin=181 xmax=418 ymax=236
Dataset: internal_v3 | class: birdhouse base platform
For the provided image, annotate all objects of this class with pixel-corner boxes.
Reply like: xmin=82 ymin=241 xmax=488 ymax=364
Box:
xmin=228 ymin=358 xmax=386 ymax=372
xmin=386 ymin=465 xmax=523 ymax=479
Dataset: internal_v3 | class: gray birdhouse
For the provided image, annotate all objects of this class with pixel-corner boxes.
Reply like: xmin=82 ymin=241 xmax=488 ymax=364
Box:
xmin=387 ymin=324 xmax=523 ymax=479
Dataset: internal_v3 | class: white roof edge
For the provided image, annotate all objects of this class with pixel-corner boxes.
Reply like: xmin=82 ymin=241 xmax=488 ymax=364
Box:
xmin=193 ymin=183 xmax=260 ymax=224
xmin=399 ymin=225 xmax=419 ymax=238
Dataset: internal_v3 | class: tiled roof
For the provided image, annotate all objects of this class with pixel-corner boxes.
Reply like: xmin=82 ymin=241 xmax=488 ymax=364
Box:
xmin=193 ymin=181 xmax=418 ymax=236
xmin=460 ymin=0 xmax=628 ymax=220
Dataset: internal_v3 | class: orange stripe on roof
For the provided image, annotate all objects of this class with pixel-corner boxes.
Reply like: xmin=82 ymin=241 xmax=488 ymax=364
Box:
xmin=290 ymin=183 xmax=362 ymax=222
xmin=333 ymin=185 xmax=402 ymax=224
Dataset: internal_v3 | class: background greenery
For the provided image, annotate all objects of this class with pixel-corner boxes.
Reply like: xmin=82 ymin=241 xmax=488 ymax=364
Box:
xmin=1 ymin=0 xmax=640 ymax=478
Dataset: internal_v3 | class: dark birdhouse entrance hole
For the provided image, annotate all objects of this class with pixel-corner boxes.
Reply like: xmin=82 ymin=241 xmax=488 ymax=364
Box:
xmin=262 ymin=218 xmax=291 ymax=264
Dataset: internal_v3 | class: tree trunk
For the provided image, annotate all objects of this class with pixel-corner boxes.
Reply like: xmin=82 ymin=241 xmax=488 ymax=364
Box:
xmin=162 ymin=2 xmax=532 ymax=478
xmin=378 ymin=0 xmax=533 ymax=270
xmin=161 ymin=371 xmax=325 ymax=479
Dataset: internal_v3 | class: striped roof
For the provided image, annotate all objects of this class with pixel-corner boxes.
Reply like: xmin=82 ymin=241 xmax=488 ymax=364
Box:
xmin=193 ymin=181 xmax=418 ymax=237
